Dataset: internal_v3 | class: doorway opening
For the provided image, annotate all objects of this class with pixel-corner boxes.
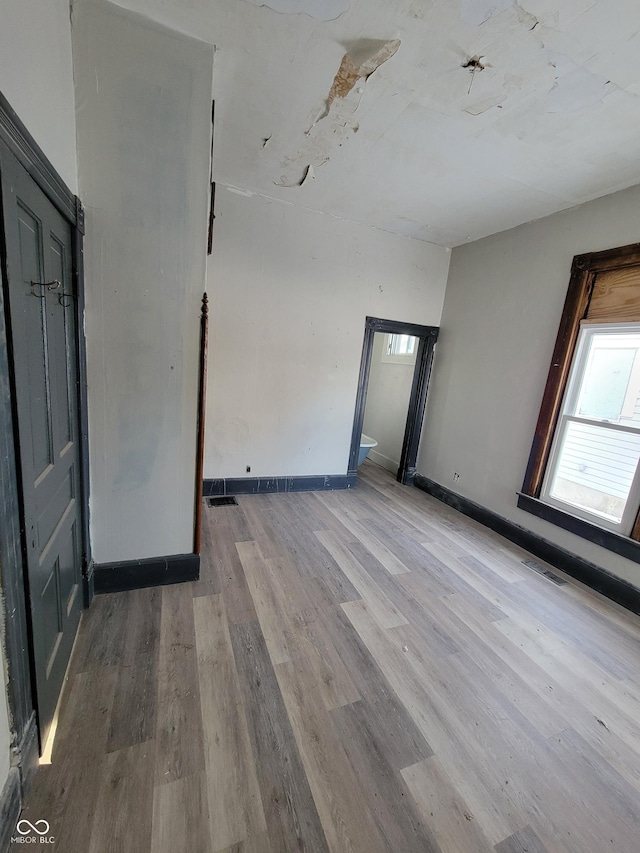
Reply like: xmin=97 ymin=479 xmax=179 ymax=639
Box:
xmin=348 ymin=317 xmax=438 ymax=484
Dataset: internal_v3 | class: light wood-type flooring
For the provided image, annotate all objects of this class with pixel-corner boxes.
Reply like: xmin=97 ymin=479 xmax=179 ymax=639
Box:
xmin=20 ymin=460 xmax=640 ymax=852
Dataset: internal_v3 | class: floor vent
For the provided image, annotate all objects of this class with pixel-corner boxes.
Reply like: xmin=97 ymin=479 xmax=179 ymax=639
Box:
xmin=522 ymin=558 xmax=567 ymax=586
xmin=206 ymin=496 xmax=238 ymax=507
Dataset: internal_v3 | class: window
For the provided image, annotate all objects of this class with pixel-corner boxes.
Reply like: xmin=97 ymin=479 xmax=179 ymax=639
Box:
xmin=382 ymin=333 xmax=417 ymax=364
xmin=519 ymin=242 xmax=640 ymax=559
xmin=540 ymin=324 xmax=640 ymax=534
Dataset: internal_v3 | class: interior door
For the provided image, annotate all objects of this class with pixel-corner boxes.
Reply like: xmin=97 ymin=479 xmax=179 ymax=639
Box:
xmin=0 ymin=142 xmax=83 ymax=749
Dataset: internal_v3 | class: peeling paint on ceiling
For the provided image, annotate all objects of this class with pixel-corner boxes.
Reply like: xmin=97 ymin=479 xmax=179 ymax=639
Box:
xmin=274 ymin=38 xmax=401 ymax=188
xmin=244 ymin=0 xmax=349 ymax=21
xmin=320 ymin=39 xmax=401 ymax=121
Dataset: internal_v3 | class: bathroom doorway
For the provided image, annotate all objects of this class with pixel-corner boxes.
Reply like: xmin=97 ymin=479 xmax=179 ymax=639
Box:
xmin=348 ymin=317 xmax=439 ymax=484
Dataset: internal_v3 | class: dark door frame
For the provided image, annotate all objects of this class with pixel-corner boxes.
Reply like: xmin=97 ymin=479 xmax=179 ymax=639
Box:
xmin=0 ymin=91 xmax=90 ymax=783
xmin=348 ymin=316 xmax=439 ymax=484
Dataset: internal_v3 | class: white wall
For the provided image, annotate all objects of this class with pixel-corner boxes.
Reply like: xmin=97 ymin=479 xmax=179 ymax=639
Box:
xmin=204 ymin=190 xmax=450 ymax=480
xmin=0 ymin=0 xmax=79 ymax=799
xmin=363 ymin=333 xmax=415 ymax=473
xmin=0 ymin=0 xmax=78 ymax=193
xmin=73 ymin=0 xmax=213 ymax=562
xmin=419 ymin=182 xmax=640 ymax=590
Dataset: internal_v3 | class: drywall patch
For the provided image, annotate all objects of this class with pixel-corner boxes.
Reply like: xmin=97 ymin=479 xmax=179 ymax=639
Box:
xmin=460 ymin=0 xmax=515 ymax=27
xmin=545 ymin=52 xmax=610 ymax=113
xmin=244 ymin=0 xmax=349 ymax=21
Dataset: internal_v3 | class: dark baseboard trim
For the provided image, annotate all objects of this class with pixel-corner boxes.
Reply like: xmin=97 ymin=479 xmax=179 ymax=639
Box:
xmin=203 ymin=473 xmax=356 ymax=497
xmin=93 ymin=553 xmax=200 ymax=594
xmin=83 ymin=559 xmax=95 ymax=608
xmin=0 ymin=768 xmax=21 ymax=851
xmin=414 ymin=475 xmax=640 ymax=615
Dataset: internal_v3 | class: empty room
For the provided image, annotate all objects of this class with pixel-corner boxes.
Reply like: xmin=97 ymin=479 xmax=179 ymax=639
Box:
xmin=2 ymin=0 xmax=640 ymax=850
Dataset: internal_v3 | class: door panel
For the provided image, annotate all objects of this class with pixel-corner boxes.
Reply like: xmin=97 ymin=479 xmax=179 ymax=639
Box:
xmin=1 ymin=143 xmax=83 ymax=748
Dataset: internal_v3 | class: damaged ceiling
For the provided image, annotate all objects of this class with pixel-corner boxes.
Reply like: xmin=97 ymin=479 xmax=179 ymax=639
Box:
xmin=80 ymin=0 xmax=640 ymax=245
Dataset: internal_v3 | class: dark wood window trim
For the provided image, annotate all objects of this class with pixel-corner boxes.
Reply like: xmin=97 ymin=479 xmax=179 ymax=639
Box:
xmin=520 ymin=241 xmax=640 ymax=560
xmin=517 ymin=493 xmax=640 ymax=564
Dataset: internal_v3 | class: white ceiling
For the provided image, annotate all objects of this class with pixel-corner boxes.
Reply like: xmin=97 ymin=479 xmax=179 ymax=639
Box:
xmin=97 ymin=0 xmax=640 ymax=245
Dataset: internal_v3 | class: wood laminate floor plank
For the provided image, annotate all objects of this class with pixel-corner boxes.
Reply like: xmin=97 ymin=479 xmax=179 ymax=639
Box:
xmin=273 ymin=658 xmax=390 ymax=853
xmin=329 ymin=699 xmax=441 ymax=853
xmin=342 ymin=598 xmax=528 ymax=845
xmin=151 ymin=772 xmax=212 ymax=853
xmin=19 ymin=460 xmax=640 ymax=852
xmin=441 ymin=590 xmax=640 ymax=794
xmin=194 ymin=594 xmax=267 ymax=850
xmin=239 ymin=540 xmax=361 ymax=710
xmin=87 ymin=740 xmax=156 ymax=853
xmin=494 ymin=825 xmax=550 ymax=853
xmin=191 ymin=507 xmax=222 ymax=597
xmin=154 ymin=582 xmax=206 ymax=784
xmin=402 ymin=755 xmax=495 ymax=853
xmin=236 ymin=541 xmax=293 ymax=665
xmin=230 ymin=619 xmax=330 ymax=853
xmin=106 ymin=587 xmax=161 ymax=753
xmin=20 ymin=666 xmax=119 ymax=852
xmin=314 ymin=529 xmax=408 ymax=629
xmin=315 ymin=491 xmax=411 ymax=576
xmin=319 ymin=602 xmax=434 ymax=770
xmin=72 ymin=590 xmax=131 ymax=671
xmin=260 ymin=495 xmax=363 ymax=606
xmin=206 ymin=508 xmax=259 ymax=624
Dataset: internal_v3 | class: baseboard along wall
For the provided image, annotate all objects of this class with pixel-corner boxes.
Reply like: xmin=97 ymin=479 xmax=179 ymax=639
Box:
xmin=414 ymin=474 xmax=640 ymax=615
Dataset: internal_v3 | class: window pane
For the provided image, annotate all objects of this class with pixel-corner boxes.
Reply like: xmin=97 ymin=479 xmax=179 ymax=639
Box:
xmin=576 ymin=341 xmax=636 ymax=421
xmin=549 ymin=420 xmax=640 ymax=523
xmin=387 ymin=334 xmax=416 ymax=356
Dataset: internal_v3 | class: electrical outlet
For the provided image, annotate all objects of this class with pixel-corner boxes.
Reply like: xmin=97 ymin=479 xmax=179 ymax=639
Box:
xmin=453 ymin=472 xmax=460 ymax=481
xmin=246 ymin=465 xmax=251 ymax=473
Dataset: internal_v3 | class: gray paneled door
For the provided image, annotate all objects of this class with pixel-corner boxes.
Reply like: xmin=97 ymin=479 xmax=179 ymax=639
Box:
xmin=0 ymin=143 xmax=83 ymax=749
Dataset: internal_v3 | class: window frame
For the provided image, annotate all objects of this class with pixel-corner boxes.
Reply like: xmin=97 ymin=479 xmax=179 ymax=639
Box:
xmin=519 ymin=242 xmax=640 ymax=561
xmin=539 ymin=321 xmax=640 ymax=534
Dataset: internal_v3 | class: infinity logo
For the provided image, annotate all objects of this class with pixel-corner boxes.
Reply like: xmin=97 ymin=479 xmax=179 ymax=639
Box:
xmin=16 ymin=820 xmax=50 ymax=836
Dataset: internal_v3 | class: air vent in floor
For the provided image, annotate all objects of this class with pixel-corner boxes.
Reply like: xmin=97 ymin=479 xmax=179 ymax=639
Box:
xmin=522 ymin=558 xmax=567 ymax=586
xmin=206 ymin=496 xmax=238 ymax=507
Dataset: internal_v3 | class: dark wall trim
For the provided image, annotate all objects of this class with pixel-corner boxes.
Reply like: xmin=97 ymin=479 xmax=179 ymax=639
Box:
xmin=522 ymin=241 xmax=640 ymax=502
xmin=414 ymin=475 xmax=640 ymax=615
xmin=93 ymin=553 xmax=200 ymax=594
xmin=203 ymin=473 xmax=356 ymax=497
xmin=349 ymin=316 xmax=439 ymax=482
xmin=0 ymin=91 xmax=83 ymax=232
xmin=517 ymin=493 xmax=640 ymax=565
xmin=72 ymin=217 xmax=92 ymax=605
xmin=83 ymin=560 xmax=95 ymax=608
xmin=0 ymin=145 xmax=35 ymax=757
